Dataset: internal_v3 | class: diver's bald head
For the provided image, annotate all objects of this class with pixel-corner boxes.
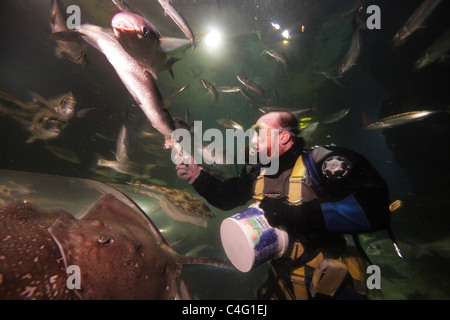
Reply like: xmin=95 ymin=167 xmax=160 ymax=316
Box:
xmin=257 ymin=111 xmax=299 ymax=135
xmin=256 ymin=111 xmax=299 ymax=156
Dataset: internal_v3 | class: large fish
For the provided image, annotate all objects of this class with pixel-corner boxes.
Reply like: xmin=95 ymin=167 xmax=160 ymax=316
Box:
xmin=365 ymin=110 xmax=450 ymax=130
xmin=338 ymin=28 xmax=361 ymax=76
xmin=50 ymin=0 xmax=87 ymax=65
xmin=157 ymin=0 xmax=196 ymax=48
xmin=111 ymin=11 xmax=188 ymax=79
xmin=63 ymin=24 xmax=176 ymax=138
xmin=0 ymin=194 xmax=231 ymax=299
xmin=414 ymin=27 xmax=450 ymax=70
xmin=391 ymin=0 xmax=442 ymax=47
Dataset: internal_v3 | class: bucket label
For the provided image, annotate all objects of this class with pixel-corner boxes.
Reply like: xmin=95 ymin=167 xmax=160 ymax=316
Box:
xmin=254 ymin=228 xmax=279 ymax=264
xmin=231 ymin=207 xmax=281 ymax=265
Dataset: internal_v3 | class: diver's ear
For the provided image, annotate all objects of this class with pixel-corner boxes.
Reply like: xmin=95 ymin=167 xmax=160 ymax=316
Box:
xmin=279 ymin=130 xmax=291 ymax=145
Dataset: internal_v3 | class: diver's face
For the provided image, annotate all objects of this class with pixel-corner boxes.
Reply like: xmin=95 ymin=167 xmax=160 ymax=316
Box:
xmin=253 ymin=116 xmax=281 ymax=158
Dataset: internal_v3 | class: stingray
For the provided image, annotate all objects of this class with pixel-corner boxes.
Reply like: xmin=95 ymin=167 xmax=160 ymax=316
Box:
xmin=0 ymin=194 xmax=231 ymax=300
xmin=127 ymin=181 xmax=215 ymax=228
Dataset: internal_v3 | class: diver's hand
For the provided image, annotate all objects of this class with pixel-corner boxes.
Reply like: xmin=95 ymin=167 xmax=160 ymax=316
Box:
xmin=174 ymin=153 xmax=201 ymax=184
xmin=260 ymin=197 xmax=326 ymax=234
xmin=176 ymin=163 xmax=201 ymax=184
xmin=260 ymin=197 xmax=294 ymax=228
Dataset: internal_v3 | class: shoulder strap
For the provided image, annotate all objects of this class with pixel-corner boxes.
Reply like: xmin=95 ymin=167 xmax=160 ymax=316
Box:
xmin=287 ymin=155 xmax=307 ymax=205
xmin=253 ymin=168 xmax=266 ymax=201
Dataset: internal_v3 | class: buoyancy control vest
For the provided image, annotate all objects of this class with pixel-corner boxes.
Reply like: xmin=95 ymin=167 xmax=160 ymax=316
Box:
xmin=251 ymin=146 xmax=375 ymax=299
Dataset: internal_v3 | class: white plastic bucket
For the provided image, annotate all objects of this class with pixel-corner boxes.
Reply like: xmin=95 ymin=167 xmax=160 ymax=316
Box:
xmin=220 ymin=203 xmax=290 ymax=272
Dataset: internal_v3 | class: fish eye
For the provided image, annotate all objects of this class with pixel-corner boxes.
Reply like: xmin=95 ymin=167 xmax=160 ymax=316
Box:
xmin=142 ymin=26 xmax=149 ymax=37
xmin=97 ymin=235 xmax=113 ymax=246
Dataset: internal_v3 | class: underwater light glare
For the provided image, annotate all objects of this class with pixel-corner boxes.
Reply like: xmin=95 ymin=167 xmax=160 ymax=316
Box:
xmin=282 ymin=29 xmax=291 ymax=39
xmin=204 ymin=29 xmax=222 ymax=48
xmin=271 ymin=21 xmax=281 ymax=30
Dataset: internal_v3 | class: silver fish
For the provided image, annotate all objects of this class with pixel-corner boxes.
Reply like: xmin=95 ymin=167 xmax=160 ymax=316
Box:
xmin=316 ymin=71 xmax=345 ymax=88
xmin=237 ymin=75 xmax=265 ymax=95
xmin=414 ymin=27 xmax=450 ymax=70
xmin=50 ymin=0 xmax=87 ymax=65
xmin=97 ymin=155 xmax=151 ymax=179
xmin=157 ymin=0 xmax=196 ymax=48
xmin=200 ymin=79 xmax=218 ymax=104
xmin=216 ymin=86 xmax=242 ymax=93
xmin=45 ymin=145 xmax=81 ymax=164
xmin=262 ymin=49 xmax=287 ymax=69
xmin=299 ymin=121 xmax=319 ymax=143
xmin=258 ymin=107 xmax=312 ymax=117
xmin=70 ymin=24 xmax=176 ymax=138
xmin=28 ymin=90 xmax=85 ymax=122
xmin=392 ymin=0 xmax=442 ymax=47
xmin=365 ymin=110 xmax=449 ymax=130
xmin=322 ymin=108 xmax=350 ymax=124
xmin=165 ymin=83 xmax=190 ymax=100
xmin=111 ymin=11 xmax=188 ymax=80
xmin=338 ymin=28 xmax=361 ymax=76
xmin=115 ymin=124 xmax=129 ymax=163
xmin=216 ymin=119 xmax=244 ymax=131
xmin=184 ymin=109 xmax=190 ymax=124
xmin=12 ymin=109 xmax=66 ymax=143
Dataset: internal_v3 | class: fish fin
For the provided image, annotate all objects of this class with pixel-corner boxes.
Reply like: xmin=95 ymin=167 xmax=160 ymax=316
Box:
xmin=166 ymin=57 xmax=181 ymax=79
xmin=160 ymin=37 xmax=190 ymax=52
xmin=25 ymin=135 xmax=37 ymax=144
xmin=75 ymin=108 xmax=92 ymax=118
xmin=144 ymin=66 xmax=158 ymax=80
xmin=0 ymin=90 xmax=29 ymax=109
xmin=27 ymin=88 xmax=54 ymax=111
xmin=96 ymin=153 xmax=106 ymax=166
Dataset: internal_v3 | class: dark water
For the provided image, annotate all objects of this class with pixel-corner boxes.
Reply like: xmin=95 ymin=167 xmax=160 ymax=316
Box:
xmin=0 ymin=0 xmax=449 ymax=299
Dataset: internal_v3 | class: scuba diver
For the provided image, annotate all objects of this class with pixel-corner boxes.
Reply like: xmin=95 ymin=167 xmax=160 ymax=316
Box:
xmin=174 ymin=111 xmax=391 ymax=300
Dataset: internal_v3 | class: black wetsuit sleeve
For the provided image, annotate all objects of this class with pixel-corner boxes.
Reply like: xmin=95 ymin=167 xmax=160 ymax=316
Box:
xmin=191 ymin=168 xmax=254 ymax=211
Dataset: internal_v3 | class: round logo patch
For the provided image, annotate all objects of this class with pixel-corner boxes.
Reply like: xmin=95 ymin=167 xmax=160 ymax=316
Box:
xmin=321 ymin=155 xmax=352 ymax=180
